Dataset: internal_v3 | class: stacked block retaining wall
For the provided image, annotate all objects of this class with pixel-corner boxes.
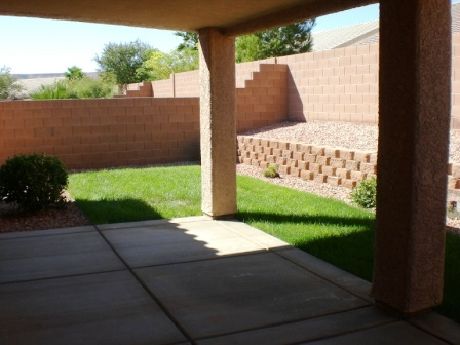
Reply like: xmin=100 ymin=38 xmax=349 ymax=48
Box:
xmin=237 ymin=135 xmax=377 ymax=188
xmin=237 ymin=135 xmax=460 ymax=195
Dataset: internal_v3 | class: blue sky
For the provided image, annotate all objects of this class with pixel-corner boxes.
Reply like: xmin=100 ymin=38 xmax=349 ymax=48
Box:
xmin=0 ymin=2 xmax=454 ymax=74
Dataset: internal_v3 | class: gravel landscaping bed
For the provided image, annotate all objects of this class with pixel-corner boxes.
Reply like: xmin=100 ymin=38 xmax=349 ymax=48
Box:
xmin=0 ymin=192 xmax=89 ymax=233
xmin=240 ymin=120 xmax=460 ymax=163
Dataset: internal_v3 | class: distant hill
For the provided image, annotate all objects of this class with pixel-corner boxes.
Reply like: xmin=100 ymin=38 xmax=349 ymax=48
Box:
xmin=13 ymin=72 xmax=101 ymax=98
xmin=13 ymin=72 xmax=99 ymax=80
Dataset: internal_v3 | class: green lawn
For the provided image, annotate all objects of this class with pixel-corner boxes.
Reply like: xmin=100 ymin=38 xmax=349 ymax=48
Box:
xmin=69 ymin=164 xmax=459 ymax=323
xmin=69 ymin=165 xmax=202 ymax=224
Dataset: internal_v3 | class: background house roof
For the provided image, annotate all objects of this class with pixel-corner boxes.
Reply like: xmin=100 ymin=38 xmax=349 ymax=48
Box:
xmin=312 ymin=21 xmax=379 ymax=51
xmin=312 ymin=3 xmax=460 ymax=51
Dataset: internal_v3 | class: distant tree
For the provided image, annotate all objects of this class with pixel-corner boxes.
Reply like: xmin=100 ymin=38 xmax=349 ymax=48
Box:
xmin=236 ymin=34 xmax=263 ymax=63
xmin=142 ymin=48 xmax=199 ymax=80
xmin=0 ymin=66 xmax=23 ymax=100
xmin=94 ymin=40 xmax=152 ymax=90
xmin=176 ymin=19 xmax=315 ymax=63
xmin=256 ymin=20 xmax=315 ymax=58
xmin=175 ymin=32 xmax=198 ymax=50
xmin=65 ymin=66 xmax=84 ymax=80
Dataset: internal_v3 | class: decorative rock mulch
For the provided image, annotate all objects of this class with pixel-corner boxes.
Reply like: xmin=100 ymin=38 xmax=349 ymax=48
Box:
xmin=0 ymin=193 xmax=89 ymax=233
xmin=240 ymin=120 xmax=460 ymax=163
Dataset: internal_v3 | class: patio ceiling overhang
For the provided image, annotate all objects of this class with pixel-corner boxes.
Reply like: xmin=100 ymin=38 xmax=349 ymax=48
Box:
xmin=0 ymin=0 xmax=377 ymax=35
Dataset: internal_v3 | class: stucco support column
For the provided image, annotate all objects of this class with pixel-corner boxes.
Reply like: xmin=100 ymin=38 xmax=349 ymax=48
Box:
xmin=373 ymin=0 xmax=451 ymax=313
xmin=198 ymin=28 xmax=236 ymax=217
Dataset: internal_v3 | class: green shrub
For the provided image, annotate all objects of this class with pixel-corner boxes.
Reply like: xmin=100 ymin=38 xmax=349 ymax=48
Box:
xmin=0 ymin=66 xmax=24 ymax=99
xmin=31 ymin=80 xmax=75 ymax=100
xmin=351 ymin=177 xmax=377 ymax=208
xmin=0 ymin=154 xmax=68 ymax=211
xmin=263 ymin=164 xmax=279 ymax=178
xmin=31 ymin=77 xmax=114 ymax=100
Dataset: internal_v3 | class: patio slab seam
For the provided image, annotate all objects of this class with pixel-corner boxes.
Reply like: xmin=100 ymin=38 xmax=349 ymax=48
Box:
xmin=215 ymin=220 xmax=374 ymax=303
xmin=273 ymin=249 xmax=373 ymax=304
xmin=193 ymin=305 xmax=396 ymax=343
xmin=93 ymin=224 xmax=197 ymax=345
xmin=408 ymin=319 xmax=459 ymax=345
xmin=297 ymin=321 xmax=452 ymax=345
xmin=98 ymin=216 xmax=213 ymax=231
xmin=286 ymin=321 xmax=402 ymax=345
xmin=0 ymin=267 xmax=128 ymax=286
xmin=127 ymin=249 xmax=271 ymax=270
xmin=0 ymin=225 xmax=96 ymax=241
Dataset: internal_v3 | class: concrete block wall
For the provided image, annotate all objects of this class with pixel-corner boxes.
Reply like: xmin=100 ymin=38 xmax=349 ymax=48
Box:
xmin=237 ymin=135 xmax=377 ymax=189
xmin=235 ymin=58 xmax=277 ymax=88
xmin=0 ymin=70 xmax=287 ymax=170
xmin=150 ymin=58 xmax=278 ymax=98
xmin=150 ymin=62 xmax=289 ymax=131
xmin=152 ymin=78 xmax=174 ymax=98
xmin=277 ymin=44 xmax=379 ymax=124
xmin=126 ymin=32 xmax=460 ymax=133
xmin=126 ymin=81 xmax=153 ymax=97
xmin=0 ymin=98 xmax=200 ymax=169
xmin=236 ymin=64 xmax=288 ymax=131
xmin=175 ymin=71 xmax=198 ymax=98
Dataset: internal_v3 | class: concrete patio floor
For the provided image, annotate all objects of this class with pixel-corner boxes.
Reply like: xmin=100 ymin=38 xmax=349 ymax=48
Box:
xmin=0 ymin=216 xmax=458 ymax=345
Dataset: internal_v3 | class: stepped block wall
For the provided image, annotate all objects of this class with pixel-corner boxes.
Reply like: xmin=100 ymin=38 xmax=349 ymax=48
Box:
xmin=0 ymin=65 xmax=287 ymax=170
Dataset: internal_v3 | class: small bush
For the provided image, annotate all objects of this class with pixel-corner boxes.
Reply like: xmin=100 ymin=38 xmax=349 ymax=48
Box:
xmin=31 ymin=77 xmax=114 ymax=100
xmin=0 ymin=66 xmax=24 ymax=99
xmin=263 ymin=164 xmax=279 ymax=178
xmin=351 ymin=177 xmax=377 ymax=208
xmin=0 ymin=154 xmax=68 ymax=211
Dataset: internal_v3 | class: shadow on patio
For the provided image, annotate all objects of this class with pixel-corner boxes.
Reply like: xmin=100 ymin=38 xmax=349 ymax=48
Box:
xmin=75 ymin=198 xmax=162 ymax=224
xmin=0 ymin=216 xmax=456 ymax=344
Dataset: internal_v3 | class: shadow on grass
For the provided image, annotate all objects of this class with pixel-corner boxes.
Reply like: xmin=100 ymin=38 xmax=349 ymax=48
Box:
xmin=237 ymin=211 xmax=375 ymax=228
xmin=296 ymin=230 xmax=375 ymax=282
xmin=237 ymin=210 xmax=375 ymax=281
xmin=238 ymin=210 xmax=460 ymax=323
xmin=75 ymin=198 xmax=161 ymax=225
xmin=437 ymin=232 xmax=460 ymax=323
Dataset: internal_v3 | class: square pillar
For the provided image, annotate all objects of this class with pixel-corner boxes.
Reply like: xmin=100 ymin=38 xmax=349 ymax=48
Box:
xmin=198 ymin=28 xmax=236 ymax=217
xmin=373 ymin=0 xmax=451 ymax=313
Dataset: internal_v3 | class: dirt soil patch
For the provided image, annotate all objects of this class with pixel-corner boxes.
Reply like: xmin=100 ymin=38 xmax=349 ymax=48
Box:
xmin=0 ymin=192 xmax=89 ymax=233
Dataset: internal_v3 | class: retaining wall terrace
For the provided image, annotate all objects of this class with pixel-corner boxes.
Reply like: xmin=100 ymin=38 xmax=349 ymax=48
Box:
xmin=237 ymin=135 xmax=460 ymax=194
xmin=237 ymin=135 xmax=377 ymax=189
